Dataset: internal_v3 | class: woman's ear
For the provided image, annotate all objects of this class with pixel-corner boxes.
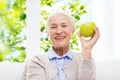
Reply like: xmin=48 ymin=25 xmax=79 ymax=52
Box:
xmin=46 ymin=27 xmax=48 ymax=33
xmin=46 ymin=28 xmax=49 ymax=37
xmin=72 ymin=27 xmax=75 ymax=34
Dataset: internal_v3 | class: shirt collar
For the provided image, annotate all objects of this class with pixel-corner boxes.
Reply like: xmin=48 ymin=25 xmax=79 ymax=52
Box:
xmin=48 ymin=47 xmax=73 ymax=60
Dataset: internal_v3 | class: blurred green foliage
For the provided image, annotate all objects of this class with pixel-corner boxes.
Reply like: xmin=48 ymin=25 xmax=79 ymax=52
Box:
xmin=40 ymin=0 xmax=87 ymax=52
xmin=0 ymin=0 xmax=26 ymax=62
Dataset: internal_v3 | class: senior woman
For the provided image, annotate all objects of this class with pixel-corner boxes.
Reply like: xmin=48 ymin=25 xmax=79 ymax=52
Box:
xmin=23 ymin=11 xmax=100 ymax=80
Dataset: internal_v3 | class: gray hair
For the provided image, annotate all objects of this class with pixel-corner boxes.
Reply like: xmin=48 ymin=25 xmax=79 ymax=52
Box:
xmin=46 ymin=10 xmax=75 ymax=31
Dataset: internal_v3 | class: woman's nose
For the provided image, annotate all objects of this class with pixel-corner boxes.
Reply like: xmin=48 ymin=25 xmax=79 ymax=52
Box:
xmin=56 ymin=27 xmax=63 ymax=34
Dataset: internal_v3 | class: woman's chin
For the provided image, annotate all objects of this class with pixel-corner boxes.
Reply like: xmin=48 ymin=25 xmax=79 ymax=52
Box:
xmin=54 ymin=44 xmax=68 ymax=49
xmin=55 ymin=46 xmax=64 ymax=49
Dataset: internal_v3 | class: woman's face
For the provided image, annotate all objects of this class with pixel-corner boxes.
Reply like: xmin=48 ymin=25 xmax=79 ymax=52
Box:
xmin=47 ymin=14 xmax=74 ymax=49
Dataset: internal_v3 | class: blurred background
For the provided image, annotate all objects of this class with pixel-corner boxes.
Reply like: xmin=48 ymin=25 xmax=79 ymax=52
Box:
xmin=0 ymin=0 xmax=26 ymax=62
xmin=0 ymin=0 xmax=120 ymax=61
xmin=0 ymin=0 xmax=120 ymax=80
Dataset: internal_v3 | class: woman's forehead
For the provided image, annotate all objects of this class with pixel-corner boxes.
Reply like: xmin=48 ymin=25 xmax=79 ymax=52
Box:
xmin=49 ymin=14 xmax=71 ymax=23
xmin=46 ymin=11 xmax=75 ymax=29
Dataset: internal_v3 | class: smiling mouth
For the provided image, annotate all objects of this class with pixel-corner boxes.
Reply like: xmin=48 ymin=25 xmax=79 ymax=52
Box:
xmin=55 ymin=36 xmax=66 ymax=40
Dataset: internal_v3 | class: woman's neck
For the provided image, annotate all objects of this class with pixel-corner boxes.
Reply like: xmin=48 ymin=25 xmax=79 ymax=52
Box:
xmin=53 ymin=46 xmax=69 ymax=56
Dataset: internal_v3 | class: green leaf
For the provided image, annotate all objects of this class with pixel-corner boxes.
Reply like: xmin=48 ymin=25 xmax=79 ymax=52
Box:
xmin=61 ymin=4 xmax=67 ymax=10
xmin=20 ymin=53 xmax=26 ymax=58
xmin=80 ymin=4 xmax=86 ymax=10
xmin=75 ymin=15 xmax=80 ymax=20
xmin=0 ymin=53 xmax=5 ymax=61
xmin=20 ymin=13 xmax=26 ymax=20
xmin=40 ymin=25 xmax=45 ymax=32
xmin=80 ymin=10 xmax=87 ymax=15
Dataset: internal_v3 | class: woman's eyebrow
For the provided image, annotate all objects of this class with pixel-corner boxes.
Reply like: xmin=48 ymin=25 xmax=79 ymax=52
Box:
xmin=61 ymin=23 xmax=67 ymax=25
xmin=50 ymin=23 xmax=57 ymax=26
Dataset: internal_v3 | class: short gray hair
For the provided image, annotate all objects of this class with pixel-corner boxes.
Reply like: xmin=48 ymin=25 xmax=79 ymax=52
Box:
xmin=46 ymin=10 xmax=75 ymax=31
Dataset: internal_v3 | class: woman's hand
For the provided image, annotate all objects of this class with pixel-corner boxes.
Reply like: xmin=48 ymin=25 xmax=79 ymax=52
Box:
xmin=79 ymin=27 xmax=100 ymax=60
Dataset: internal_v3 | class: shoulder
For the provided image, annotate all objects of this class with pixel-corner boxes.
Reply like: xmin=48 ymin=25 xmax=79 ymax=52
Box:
xmin=27 ymin=53 xmax=49 ymax=67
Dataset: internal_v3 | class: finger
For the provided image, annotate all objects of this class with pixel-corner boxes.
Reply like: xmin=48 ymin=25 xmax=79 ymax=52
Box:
xmin=78 ymin=33 xmax=84 ymax=42
xmin=94 ymin=27 xmax=100 ymax=38
xmin=90 ymin=27 xmax=100 ymax=45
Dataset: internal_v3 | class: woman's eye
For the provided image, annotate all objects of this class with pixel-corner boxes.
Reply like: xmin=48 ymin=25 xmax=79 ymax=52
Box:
xmin=62 ymin=25 xmax=67 ymax=27
xmin=51 ymin=26 xmax=57 ymax=28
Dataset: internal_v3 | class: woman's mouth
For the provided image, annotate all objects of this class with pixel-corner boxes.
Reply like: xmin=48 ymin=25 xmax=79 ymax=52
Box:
xmin=55 ymin=36 xmax=66 ymax=40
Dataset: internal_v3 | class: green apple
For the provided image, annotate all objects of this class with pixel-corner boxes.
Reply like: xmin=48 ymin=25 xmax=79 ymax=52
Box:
xmin=80 ymin=21 xmax=96 ymax=37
